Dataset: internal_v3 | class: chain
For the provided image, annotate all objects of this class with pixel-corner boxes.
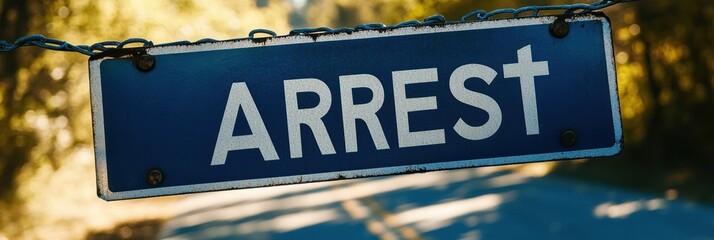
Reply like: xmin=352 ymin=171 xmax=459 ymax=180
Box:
xmin=0 ymin=0 xmax=634 ymax=57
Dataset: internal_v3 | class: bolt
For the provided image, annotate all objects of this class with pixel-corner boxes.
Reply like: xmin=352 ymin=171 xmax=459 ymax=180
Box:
xmin=135 ymin=54 xmax=155 ymax=72
xmin=146 ymin=169 xmax=163 ymax=186
xmin=550 ymin=17 xmax=569 ymax=38
xmin=560 ymin=130 xmax=578 ymax=147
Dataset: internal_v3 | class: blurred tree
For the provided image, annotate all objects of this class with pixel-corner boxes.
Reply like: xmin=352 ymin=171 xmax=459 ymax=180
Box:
xmin=1 ymin=0 xmax=49 ymax=200
xmin=628 ymin=1 xmax=714 ymax=188
xmin=304 ymin=0 xmax=582 ymax=27
xmin=1 ymin=0 xmax=291 ymax=238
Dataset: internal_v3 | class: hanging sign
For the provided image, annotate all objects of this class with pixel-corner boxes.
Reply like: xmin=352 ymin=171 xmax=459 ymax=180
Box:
xmin=90 ymin=13 xmax=622 ymax=200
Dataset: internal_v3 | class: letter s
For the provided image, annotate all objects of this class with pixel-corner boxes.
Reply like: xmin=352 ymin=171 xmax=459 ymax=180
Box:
xmin=449 ymin=64 xmax=502 ymax=140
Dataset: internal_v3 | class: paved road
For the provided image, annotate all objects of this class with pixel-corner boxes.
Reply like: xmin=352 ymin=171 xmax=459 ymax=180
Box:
xmin=158 ymin=167 xmax=714 ymax=239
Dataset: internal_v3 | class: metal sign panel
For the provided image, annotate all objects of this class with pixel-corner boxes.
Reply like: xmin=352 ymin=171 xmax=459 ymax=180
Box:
xmin=90 ymin=14 xmax=622 ymax=200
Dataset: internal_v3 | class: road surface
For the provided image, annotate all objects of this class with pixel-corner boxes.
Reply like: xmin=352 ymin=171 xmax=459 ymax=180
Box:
xmin=158 ymin=167 xmax=714 ymax=239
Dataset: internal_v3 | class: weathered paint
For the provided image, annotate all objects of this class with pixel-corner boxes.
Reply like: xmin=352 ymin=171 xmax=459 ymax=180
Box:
xmin=90 ymin=14 xmax=621 ymax=201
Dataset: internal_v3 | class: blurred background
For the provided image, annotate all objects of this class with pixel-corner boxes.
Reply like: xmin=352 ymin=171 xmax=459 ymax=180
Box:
xmin=1 ymin=0 xmax=713 ymax=239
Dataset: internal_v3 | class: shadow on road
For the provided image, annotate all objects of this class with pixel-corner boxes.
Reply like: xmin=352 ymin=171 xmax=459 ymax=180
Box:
xmin=159 ymin=167 xmax=714 ymax=240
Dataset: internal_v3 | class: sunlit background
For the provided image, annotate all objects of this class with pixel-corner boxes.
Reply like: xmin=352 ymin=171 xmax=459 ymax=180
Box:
xmin=1 ymin=0 xmax=713 ymax=239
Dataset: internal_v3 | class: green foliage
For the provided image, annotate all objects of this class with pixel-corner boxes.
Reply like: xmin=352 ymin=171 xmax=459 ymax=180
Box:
xmin=0 ymin=0 xmax=291 ymax=238
xmin=610 ymin=1 xmax=714 ymax=201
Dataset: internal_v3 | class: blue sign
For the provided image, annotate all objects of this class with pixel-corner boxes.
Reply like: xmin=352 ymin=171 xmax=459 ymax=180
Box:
xmin=90 ymin=14 xmax=622 ymax=200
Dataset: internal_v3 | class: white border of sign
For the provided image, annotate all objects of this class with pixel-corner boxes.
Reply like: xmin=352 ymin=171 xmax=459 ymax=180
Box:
xmin=90 ymin=14 xmax=621 ymax=201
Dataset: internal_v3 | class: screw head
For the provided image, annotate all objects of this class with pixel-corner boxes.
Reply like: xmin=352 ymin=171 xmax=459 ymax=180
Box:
xmin=560 ymin=130 xmax=578 ymax=147
xmin=550 ymin=18 xmax=569 ymax=38
xmin=135 ymin=54 xmax=155 ymax=72
xmin=146 ymin=169 xmax=163 ymax=186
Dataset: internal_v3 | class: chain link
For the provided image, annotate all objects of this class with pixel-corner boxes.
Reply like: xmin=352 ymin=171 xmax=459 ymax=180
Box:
xmin=0 ymin=0 xmax=634 ymax=57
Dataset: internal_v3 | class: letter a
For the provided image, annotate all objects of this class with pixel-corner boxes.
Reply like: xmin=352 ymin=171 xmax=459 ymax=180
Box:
xmin=211 ymin=82 xmax=279 ymax=165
